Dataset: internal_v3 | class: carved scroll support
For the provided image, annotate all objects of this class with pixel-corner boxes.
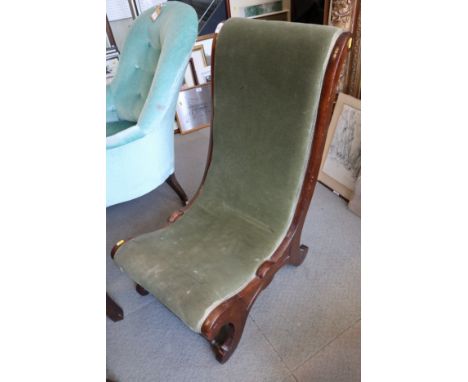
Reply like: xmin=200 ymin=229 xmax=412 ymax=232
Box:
xmin=201 ymin=297 xmax=249 ymax=363
xmin=200 ymin=226 xmax=310 ymax=363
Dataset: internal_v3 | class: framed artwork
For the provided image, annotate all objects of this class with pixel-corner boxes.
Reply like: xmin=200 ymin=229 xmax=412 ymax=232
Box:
xmin=198 ymin=66 xmax=211 ymax=83
xmin=348 ymin=174 xmax=361 ymax=216
xmin=191 ymin=45 xmax=209 ymax=85
xmin=132 ymin=0 xmax=167 ymax=16
xmin=106 ymin=15 xmax=118 ymax=47
xmin=183 ymin=58 xmax=197 ymax=88
xmin=319 ymin=93 xmax=361 ymax=200
xmin=255 ymin=9 xmax=289 ymax=21
xmin=227 ymin=0 xmax=291 ymax=21
xmin=182 ymin=43 xmax=210 ymax=89
xmin=106 ymin=47 xmax=120 ymax=84
xmin=178 ymin=34 xmax=214 ymax=133
xmin=242 ymin=1 xmax=282 ymax=17
xmin=195 ymin=33 xmax=214 ymax=65
xmin=176 ymin=84 xmax=212 ymax=134
xmin=106 ymin=58 xmax=119 ymax=80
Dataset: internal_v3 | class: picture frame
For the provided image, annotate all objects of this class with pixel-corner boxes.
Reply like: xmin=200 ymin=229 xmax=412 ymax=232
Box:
xmin=183 ymin=58 xmax=197 ymax=88
xmin=243 ymin=1 xmax=282 ymax=17
xmin=176 ymin=84 xmax=212 ymax=135
xmin=348 ymin=174 xmax=361 ymax=216
xmin=254 ymin=9 xmax=289 ymax=21
xmin=132 ymin=0 xmax=167 ymax=16
xmin=195 ymin=33 xmax=214 ymax=66
xmin=106 ymin=47 xmax=120 ymax=84
xmin=106 ymin=58 xmax=119 ymax=81
xmin=178 ymin=34 xmax=214 ymax=133
xmin=319 ymin=93 xmax=361 ymax=200
xmin=198 ymin=67 xmax=211 ymax=83
xmin=227 ymin=0 xmax=291 ymax=21
xmin=191 ymin=45 xmax=209 ymax=85
xmin=182 ymin=43 xmax=210 ymax=89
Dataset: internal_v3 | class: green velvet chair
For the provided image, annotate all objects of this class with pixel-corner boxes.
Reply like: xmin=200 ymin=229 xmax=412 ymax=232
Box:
xmin=106 ymin=2 xmax=197 ymax=207
xmin=111 ymin=18 xmax=351 ymax=363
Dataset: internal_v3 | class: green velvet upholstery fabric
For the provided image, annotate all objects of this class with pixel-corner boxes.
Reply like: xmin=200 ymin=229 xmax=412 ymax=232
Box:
xmin=114 ymin=18 xmax=342 ymax=332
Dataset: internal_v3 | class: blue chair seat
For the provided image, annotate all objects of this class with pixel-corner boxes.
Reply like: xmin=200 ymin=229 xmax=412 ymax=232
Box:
xmin=106 ymin=120 xmax=134 ymax=137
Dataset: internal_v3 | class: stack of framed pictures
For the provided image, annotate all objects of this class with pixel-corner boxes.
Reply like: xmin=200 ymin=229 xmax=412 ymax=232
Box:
xmin=182 ymin=34 xmax=213 ymax=89
xmin=176 ymin=34 xmax=214 ymax=135
xmin=106 ymin=46 xmax=119 ymax=84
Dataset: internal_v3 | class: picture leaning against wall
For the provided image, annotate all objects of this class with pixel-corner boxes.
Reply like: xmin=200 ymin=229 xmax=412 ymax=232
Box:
xmin=319 ymin=92 xmax=361 ymax=200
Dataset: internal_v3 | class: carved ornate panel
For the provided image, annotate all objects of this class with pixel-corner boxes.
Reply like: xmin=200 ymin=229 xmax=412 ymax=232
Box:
xmin=324 ymin=0 xmax=360 ymax=97
xmin=347 ymin=6 xmax=360 ymax=98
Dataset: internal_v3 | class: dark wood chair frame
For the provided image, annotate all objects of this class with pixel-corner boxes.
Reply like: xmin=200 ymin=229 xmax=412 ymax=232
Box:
xmin=111 ymin=28 xmax=352 ymax=363
xmin=106 ymin=293 xmax=124 ymax=322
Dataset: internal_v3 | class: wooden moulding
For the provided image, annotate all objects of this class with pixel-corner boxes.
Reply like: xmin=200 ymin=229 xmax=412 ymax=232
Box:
xmin=110 ymin=27 xmax=352 ymax=364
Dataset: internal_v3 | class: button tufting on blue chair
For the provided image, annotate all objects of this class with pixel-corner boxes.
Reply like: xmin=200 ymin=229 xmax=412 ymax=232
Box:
xmin=106 ymin=2 xmax=197 ymax=207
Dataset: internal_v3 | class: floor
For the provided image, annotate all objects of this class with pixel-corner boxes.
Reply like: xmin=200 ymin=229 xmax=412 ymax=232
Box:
xmin=106 ymin=128 xmax=361 ymax=382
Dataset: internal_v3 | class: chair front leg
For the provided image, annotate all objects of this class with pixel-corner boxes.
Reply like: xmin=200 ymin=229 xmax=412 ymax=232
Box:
xmin=201 ymin=298 xmax=249 ymax=364
xmin=106 ymin=293 xmax=124 ymax=322
xmin=136 ymin=283 xmax=149 ymax=296
xmin=166 ymin=173 xmax=189 ymax=205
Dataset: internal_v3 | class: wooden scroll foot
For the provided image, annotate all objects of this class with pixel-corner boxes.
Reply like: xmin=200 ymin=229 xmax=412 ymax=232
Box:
xmin=289 ymin=244 xmax=309 ymax=266
xmin=202 ymin=298 xmax=249 ymax=364
xmin=166 ymin=173 xmax=189 ymax=206
xmin=107 ymin=293 xmax=124 ymax=322
xmin=136 ymin=283 xmax=149 ymax=296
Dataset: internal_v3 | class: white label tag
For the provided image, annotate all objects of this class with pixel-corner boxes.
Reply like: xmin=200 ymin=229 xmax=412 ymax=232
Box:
xmin=151 ymin=5 xmax=162 ymax=21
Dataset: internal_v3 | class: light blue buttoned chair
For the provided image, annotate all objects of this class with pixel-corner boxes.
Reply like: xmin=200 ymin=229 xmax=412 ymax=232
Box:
xmin=106 ymin=2 xmax=198 ymax=207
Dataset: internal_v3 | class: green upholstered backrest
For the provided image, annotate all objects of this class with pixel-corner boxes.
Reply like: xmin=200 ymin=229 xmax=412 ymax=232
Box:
xmin=198 ymin=18 xmax=341 ymax=236
xmin=109 ymin=3 xmax=197 ymax=126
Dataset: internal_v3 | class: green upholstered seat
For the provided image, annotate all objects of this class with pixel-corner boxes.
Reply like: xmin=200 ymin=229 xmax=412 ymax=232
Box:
xmin=114 ymin=18 xmax=342 ymax=332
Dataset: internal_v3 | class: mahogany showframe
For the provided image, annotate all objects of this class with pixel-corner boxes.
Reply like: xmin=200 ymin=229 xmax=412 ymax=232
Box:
xmin=111 ymin=29 xmax=352 ymax=364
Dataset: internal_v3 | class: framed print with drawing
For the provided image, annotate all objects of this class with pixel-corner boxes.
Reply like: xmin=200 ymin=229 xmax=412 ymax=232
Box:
xmin=176 ymin=84 xmax=211 ymax=134
xmin=319 ymin=93 xmax=361 ymax=200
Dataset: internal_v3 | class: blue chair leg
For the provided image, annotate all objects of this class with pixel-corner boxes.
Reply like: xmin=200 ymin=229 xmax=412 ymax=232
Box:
xmin=166 ymin=173 xmax=188 ymax=205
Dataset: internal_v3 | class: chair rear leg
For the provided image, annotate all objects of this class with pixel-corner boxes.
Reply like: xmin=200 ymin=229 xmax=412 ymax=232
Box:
xmin=166 ymin=173 xmax=189 ymax=205
xmin=107 ymin=293 xmax=124 ymax=322
xmin=288 ymin=227 xmax=309 ymax=266
xmin=136 ymin=283 xmax=149 ymax=296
